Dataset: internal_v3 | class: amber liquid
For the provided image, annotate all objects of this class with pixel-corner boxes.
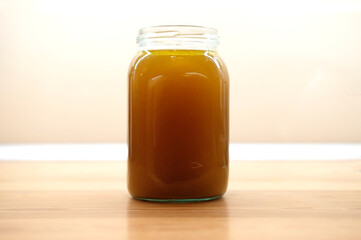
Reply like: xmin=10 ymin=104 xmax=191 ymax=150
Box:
xmin=128 ymin=50 xmax=229 ymax=200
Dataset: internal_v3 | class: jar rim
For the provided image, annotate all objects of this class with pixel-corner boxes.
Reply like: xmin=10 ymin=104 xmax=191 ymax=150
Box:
xmin=138 ymin=25 xmax=218 ymax=34
xmin=136 ymin=25 xmax=219 ymax=50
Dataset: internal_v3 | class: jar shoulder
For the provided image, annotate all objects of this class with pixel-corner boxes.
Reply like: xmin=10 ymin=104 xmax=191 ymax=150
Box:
xmin=129 ymin=50 xmax=228 ymax=82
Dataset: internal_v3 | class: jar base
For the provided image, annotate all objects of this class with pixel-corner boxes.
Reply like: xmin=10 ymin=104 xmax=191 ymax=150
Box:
xmin=134 ymin=195 xmax=222 ymax=203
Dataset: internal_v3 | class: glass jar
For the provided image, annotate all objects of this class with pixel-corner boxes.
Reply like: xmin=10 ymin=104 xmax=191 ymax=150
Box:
xmin=128 ymin=25 xmax=229 ymax=202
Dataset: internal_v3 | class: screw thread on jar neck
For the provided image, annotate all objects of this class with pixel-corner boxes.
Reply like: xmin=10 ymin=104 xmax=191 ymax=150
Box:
xmin=136 ymin=25 xmax=219 ymax=51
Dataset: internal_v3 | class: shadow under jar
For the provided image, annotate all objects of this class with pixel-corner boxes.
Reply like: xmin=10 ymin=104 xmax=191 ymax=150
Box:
xmin=128 ymin=25 xmax=229 ymax=202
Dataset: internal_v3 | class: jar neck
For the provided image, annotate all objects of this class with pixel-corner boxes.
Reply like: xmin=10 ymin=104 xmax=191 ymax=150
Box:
xmin=136 ymin=25 xmax=219 ymax=51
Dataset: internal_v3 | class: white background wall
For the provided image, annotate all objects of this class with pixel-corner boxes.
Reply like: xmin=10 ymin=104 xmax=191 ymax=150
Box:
xmin=1 ymin=0 xmax=361 ymax=143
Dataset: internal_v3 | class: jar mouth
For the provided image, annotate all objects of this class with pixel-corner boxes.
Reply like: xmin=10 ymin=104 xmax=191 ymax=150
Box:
xmin=137 ymin=25 xmax=219 ymax=50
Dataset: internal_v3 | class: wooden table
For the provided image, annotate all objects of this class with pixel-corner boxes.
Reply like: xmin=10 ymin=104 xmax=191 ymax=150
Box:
xmin=0 ymin=161 xmax=360 ymax=240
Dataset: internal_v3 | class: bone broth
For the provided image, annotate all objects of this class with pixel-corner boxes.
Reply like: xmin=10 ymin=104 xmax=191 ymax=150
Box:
xmin=128 ymin=26 xmax=229 ymax=202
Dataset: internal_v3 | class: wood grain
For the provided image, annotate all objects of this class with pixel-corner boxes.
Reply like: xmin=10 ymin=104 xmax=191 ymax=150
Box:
xmin=0 ymin=161 xmax=360 ymax=240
